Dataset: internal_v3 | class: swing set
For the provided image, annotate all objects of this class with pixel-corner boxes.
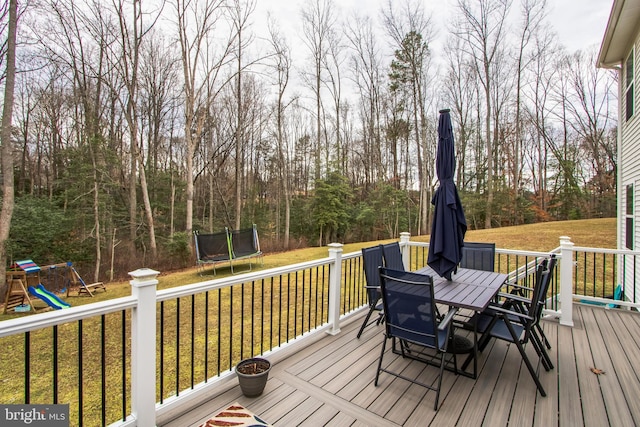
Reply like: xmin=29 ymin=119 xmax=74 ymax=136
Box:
xmin=3 ymin=260 xmax=107 ymax=313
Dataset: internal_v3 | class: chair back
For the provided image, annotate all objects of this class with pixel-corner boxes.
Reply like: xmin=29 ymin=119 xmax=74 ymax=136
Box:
xmin=381 ymin=242 xmax=405 ymax=271
xmin=514 ymin=259 xmax=549 ymax=327
xmin=532 ymin=255 xmax=557 ymax=323
xmin=460 ymin=242 xmax=496 ymax=271
xmin=362 ymin=246 xmax=384 ymax=304
xmin=378 ymin=268 xmax=440 ymax=349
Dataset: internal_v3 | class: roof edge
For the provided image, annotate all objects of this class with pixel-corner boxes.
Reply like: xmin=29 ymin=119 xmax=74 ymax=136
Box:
xmin=598 ymin=0 xmax=624 ymax=68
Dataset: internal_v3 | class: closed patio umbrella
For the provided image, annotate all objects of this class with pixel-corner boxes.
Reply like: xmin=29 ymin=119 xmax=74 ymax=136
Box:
xmin=427 ymin=109 xmax=467 ymax=280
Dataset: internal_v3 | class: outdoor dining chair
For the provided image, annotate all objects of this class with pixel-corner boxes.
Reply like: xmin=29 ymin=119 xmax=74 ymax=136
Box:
xmin=380 ymin=242 xmax=405 ymax=271
xmin=375 ymin=267 xmax=458 ymax=410
xmin=521 ymin=255 xmax=557 ymax=352
xmin=453 ymin=241 xmax=496 ymax=331
xmin=483 ymin=254 xmax=557 ymax=356
xmin=357 ymin=246 xmax=385 ymax=339
xmin=460 ymin=242 xmax=496 ymax=271
xmin=470 ymin=267 xmax=553 ymax=396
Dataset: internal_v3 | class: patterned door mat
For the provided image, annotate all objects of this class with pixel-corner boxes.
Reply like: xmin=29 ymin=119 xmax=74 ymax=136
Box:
xmin=199 ymin=403 xmax=272 ymax=427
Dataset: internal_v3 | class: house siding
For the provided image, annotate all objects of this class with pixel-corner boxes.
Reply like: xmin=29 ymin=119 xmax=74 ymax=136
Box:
xmin=620 ymin=32 xmax=640 ymax=299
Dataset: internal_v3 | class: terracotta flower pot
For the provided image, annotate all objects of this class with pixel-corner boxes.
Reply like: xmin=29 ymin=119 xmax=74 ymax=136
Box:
xmin=236 ymin=357 xmax=271 ymax=397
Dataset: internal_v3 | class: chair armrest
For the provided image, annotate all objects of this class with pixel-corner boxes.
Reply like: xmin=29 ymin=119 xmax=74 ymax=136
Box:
xmin=437 ymin=307 xmax=459 ymax=331
xmin=505 ymin=282 xmax=534 ymax=292
xmin=496 ymin=292 xmax=531 ymax=304
xmin=489 ymin=305 xmax=533 ymax=322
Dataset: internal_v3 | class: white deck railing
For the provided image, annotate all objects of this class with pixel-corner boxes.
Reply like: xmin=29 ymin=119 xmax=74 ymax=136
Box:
xmin=1 ymin=235 xmax=638 ymax=426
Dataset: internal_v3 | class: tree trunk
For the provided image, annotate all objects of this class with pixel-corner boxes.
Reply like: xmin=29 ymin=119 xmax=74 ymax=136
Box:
xmin=92 ymin=168 xmax=101 ymax=282
xmin=235 ymin=29 xmax=243 ymax=230
xmin=0 ymin=0 xmax=18 ymax=299
xmin=484 ymin=61 xmax=493 ymax=229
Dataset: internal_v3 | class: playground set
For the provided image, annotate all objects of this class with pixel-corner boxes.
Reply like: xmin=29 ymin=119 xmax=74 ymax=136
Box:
xmin=3 ymin=260 xmax=107 ymax=314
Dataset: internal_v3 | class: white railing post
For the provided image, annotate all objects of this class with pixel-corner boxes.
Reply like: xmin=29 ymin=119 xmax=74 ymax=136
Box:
xmin=400 ymin=232 xmax=411 ymax=270
xmin=559 ymin=237 xmax=575 ymax=327
xmin=129 ymin=268 xmax=160 ymax=426
xmin=327 ymin=243 xmax=343 ymax=335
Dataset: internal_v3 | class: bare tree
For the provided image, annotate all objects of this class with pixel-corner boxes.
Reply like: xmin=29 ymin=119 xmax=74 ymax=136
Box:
xmin=442 ymin=35 xmax=479 ymax=191
xmin=267 ymin=15 xmax=293 ymax=249
xmin=454 ymin=0 xmax=512 ymax=228
xmin=0 ymin=0 xmax=18 ymax=298
xmin=511 ymin=0 xmax=547 ymax=223
xmin=382 ymin=0 xmax=434 ymax=235
xmin=139 ymin=33 xmax=180 ymax=235
xmin=563 ymin=49 xmax=617 ymax=217
xmin=173 ymin=0 xmax=233 ymax=236
xmin=301 ymin=0 xmax=337 ymax=181
xmin=39 ymin=0 xmax=116 ymax=281
xmin=322 ymin=9 xmax=345 ymax=173
xmin=229 ymin=0 xmax=256 ymax=230
xmin=344 ymin=12 xmax=384 ymax=187
xmin=111 ymin=0 xmax=162 ymax=259
xmin=523 ymin=29 xmax=559 ymax=217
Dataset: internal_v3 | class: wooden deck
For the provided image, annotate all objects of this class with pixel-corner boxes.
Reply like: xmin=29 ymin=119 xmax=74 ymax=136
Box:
xmin=162 ymin=304 xmax=640 ymax=427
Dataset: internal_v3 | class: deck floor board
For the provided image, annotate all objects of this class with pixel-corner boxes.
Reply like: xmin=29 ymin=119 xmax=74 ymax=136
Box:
xmin=161 ymin=305 xmax=640 ymax=427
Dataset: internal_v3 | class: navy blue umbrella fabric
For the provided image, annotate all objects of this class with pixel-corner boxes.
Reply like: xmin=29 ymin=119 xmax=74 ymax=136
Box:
xmin=427 ymin=109 xmax=467 ymax=280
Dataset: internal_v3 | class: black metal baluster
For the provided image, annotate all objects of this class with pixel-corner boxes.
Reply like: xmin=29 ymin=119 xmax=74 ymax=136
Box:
xmin=293 ymin=272 xmax=298 ymax=338
xmin=602 ymin=253 xmax=607 ymax=298
xmin=121 ymin=310 xmax=127 ymax=422
xmin=611 ymin=253 xmax=617 ymax=299
xmin=321 ymin=266 xmax=327 ymax=323
xmin=24 ymin=331 xmax=30 ymax=403
xmin=53 ymin=325 xmax=58 ymax=404
xmin=78 ymin=319 xmax=83 ymax=423
xmin=239 ymin=283 xmax=244 ymax=361
xmin=101 ymin=315 xmax=107 ymax=426
xmin=229 ymin=286 xmax=234 ymax=370
xmin=582 ymin=252 xmax=588 ymax=297
xmin=278 ymin=276 xmax=283 ymax=346
xmin=286 ymin=275 xmax=290 ymax=343
xmin=217 ymin=289 xmax=221 ymax=376
xmin=191 ymin=294 xmax=195 ymax=389
xmin=176 ymin=298 xmax=180 ymax=395
xmin=312 ymin=269 xmax=318 ymax=325
xmin=358 ymin=256 xmax=363 ymax=307
xmin=592 ymin=252 xmax=598 ymax=298
xmin=634 ymin=254 xmax=637 ymax=303
xmin=205 ymin=291 xmax=209 ymax=380
xmin=260 ymin=279 xmax=265 ymax=356
xmin=159 ymin=301 xmax=164 ymax=403
xmin=305 ymin=270 xmax=311 ymax=331
xmin=573 ymin=251 xmax=578 ymax=294
xmin=251 ymin=280 xmax=256 ymax=357
xmin=270 ymin=277 xmax=274 ymax=350
xmin=344 ymin=260 xmax=349 ymax=313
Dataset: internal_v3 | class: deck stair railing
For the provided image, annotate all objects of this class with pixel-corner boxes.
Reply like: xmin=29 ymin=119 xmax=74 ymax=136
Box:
xmin=1 ymin=236 xmax=639 ymax=425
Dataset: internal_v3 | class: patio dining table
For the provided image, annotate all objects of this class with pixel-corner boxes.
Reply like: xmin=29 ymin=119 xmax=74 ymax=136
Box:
xmin=414 ymin=265 xmax=508 ymax=378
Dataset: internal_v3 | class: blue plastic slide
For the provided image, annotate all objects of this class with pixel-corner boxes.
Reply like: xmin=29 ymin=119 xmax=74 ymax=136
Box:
xmin=28 ymin=284 xmax=71 ymax=310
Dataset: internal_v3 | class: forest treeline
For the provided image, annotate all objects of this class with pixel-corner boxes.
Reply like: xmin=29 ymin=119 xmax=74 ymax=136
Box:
xmin=0 ymin=0 xmax=616 ymax=286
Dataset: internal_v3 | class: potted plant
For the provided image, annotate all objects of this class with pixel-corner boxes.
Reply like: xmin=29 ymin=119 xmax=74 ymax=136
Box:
xmin=235 ymin=357 xmax=271 ymax=397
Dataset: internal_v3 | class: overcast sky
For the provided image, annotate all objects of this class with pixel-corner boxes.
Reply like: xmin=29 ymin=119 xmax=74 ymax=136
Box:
xmin=546 ymin=0 xmax=612 ymax=52
xmin=254 ymin=0 xmax=613 ymax=55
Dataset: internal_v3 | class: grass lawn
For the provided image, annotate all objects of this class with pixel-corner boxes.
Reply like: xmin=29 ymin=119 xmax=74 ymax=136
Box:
xmin=3 ymin=218 xmax=615 ymax=316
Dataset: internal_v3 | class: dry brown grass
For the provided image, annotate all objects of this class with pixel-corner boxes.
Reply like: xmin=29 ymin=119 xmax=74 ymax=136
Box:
xmin=410 ymin=218 xmax=617 ymax=252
